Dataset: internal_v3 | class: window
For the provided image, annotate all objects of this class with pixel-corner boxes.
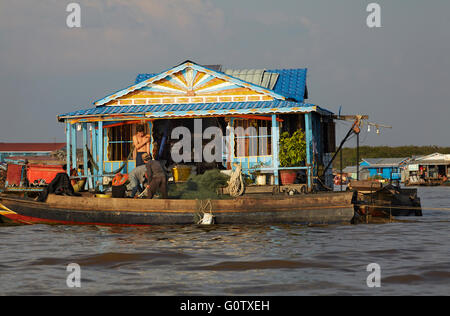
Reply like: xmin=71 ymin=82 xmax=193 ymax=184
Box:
xmin=234 ymin=119 xmax=272 ymax=157
xmin=107 ymin=124 xmax=134 ymax=161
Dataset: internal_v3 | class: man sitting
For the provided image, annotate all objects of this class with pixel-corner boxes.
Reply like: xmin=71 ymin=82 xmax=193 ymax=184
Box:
xmin=37 ymin=164 xmax=79 ymax=202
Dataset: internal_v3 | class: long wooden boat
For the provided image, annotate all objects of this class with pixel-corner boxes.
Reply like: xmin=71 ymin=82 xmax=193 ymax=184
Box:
xmin=0 ymin=192 xmax=355 ymax=226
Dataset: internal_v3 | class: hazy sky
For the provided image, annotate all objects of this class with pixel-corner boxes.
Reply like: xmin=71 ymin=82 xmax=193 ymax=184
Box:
xmin=0 ymin=0 xmax=449 ymax=146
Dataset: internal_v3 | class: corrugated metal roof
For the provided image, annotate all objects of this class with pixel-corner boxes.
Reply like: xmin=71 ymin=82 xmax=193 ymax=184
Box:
xmin=268 ymin=69 xmax=308 ymax=102
xmin=414 ymin=153 xmax=450 ymax=162
xmin=0 ymin=143 xmax=66 ymax=153
xmin=58 ymin=101 xmax=330 ymax=120
xmin=95 ymin=61 xmax=286 ymax=106
xmin=223 ymin=69 xmax=279 ymax=90
xmin=135 ymin=73 xmax=157 ymax=84
xmin=362 ymin=157 xmax=409 ymax=167
xmin=134 ymin=68 xmax=308 ymax=102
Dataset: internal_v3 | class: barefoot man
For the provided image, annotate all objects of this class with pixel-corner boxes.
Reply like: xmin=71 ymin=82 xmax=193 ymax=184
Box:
xmin=133 ymin=125 xmax=151 ymax=167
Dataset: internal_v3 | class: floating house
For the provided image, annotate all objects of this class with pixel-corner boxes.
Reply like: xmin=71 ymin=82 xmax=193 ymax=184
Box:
xmin=359 ymin=157 xmax=409 ymax=181
xmin=405 ymin=153 xmax=450 ymax=185
xmin=57 ymin=61 xmax=337 ymax=191
xmin=0 ymin=143 xmax=65 ymax=163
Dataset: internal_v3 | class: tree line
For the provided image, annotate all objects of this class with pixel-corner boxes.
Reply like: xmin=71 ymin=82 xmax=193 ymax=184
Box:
xmin=332 ymin=146 xmax=450 ymax=169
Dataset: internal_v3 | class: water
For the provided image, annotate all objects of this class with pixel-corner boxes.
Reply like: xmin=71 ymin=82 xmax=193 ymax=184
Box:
xmin=0 ymin=187 xmax=449 ymax=296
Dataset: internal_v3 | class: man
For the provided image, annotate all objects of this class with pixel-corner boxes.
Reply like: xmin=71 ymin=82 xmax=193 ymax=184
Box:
xmin=133 ymin=125 xmax=151 ymax=167
xmin=37 ymin=164 xmax=79 ymax=202
xmin=127 ymin=153 xmax=151 ymax=198
xmin=146 ymin=155 xmax=168 ymax=199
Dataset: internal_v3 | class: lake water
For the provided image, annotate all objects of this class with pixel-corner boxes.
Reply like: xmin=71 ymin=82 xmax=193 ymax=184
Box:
xmin=0 ymin=187 xmax=449 ymax=296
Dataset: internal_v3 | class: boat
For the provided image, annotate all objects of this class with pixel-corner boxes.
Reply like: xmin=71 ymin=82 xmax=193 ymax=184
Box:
xmin=0 ymin=191 xmax=355 ymax=226
xmin=349 ymin=180 xmax=422 ymax=218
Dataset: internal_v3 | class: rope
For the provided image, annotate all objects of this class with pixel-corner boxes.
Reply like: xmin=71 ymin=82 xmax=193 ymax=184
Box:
xmin=195 ymin=199 xmax=214 ymax=224
xmin=227 ymin=164 xmax=245 ymax=197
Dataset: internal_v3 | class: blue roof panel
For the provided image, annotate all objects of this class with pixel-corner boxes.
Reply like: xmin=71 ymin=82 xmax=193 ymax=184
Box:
xmin=268 ymin=69 xmax=307 ymax=102
xmin=58 ymin=101 xmax=331 ymax=121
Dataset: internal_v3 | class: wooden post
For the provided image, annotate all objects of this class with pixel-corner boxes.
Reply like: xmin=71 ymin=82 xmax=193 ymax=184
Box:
xmin=98 ymin=120 xmax=103 ymax=191
xmin=148 ymin=120 xmax=153 ymax=162
xmin=82 ymin=123 xmax=89 ymax=190
xmin=340 ymin=149 xmax=343 ymax=191
xmin=71 ymin=123 xmax=77 ymax=171
xmin=92 ymin=123 xmax=98 ymax=188
xmin=271 ymin=114 xmax=279 ymax=185
xmin=305 ymin=113 xmax=313 ymax=190
xmin=66 ymin=120 xmax=71 ymax=176
xmin=356 ymin=132 xmax=360 ymax=180
xmin=230 ymin=117 xmax=235 ymax=169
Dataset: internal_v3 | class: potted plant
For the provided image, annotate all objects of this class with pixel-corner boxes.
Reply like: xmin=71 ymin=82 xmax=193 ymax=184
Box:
xmin=279 ymin=129 xmax=307 ymax=185
xmin=251 ymin=162 xmax=269 ymax=185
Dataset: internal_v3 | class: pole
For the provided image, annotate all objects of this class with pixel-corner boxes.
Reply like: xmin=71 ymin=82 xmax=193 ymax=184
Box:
xmin=356 ymin=132 xmax=360 ymax=181
xmin=340 ymin=147 xmax=343 ymax=191
xmin=66 ymin=120 xmax=71 ymax=176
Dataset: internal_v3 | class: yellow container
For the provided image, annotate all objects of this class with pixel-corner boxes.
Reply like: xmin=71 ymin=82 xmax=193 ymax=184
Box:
xmin=95 ymin=194 xmax=112 ymax=199
xmin=173 ymin=166 xmax=191 ymax=182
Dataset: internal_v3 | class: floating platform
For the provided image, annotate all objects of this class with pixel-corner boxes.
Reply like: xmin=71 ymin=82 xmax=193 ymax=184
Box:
xmin=0 ymin=191 xmax=355 ymax=226
xmin=349 ymin=180 xmax=422 ymax=218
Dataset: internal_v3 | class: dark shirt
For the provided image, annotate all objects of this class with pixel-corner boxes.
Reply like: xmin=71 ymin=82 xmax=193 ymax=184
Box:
xmin=146 ymin=160 xmax=167 ymax=180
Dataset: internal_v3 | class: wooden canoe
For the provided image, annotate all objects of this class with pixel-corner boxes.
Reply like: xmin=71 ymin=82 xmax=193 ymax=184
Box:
xmin=0 ymin=192 xmax=355 ymax=226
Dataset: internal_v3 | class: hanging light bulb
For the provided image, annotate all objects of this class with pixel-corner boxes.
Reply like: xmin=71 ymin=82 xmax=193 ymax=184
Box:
xmin=376 ymin=125 xmax=380 ymax=134
xmin=368 ymin=125 xmax=371 ymax=132
xmin=77 ymin=123 xmax=82 ymax=131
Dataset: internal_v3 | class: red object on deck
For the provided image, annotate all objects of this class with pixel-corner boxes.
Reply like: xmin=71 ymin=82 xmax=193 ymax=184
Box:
xmin=280 ymin=170 xmax=297 ymax=185
xmin=6 ymin=164 xmax=23 ymax=186
xmin=27 ymin=164 xmax=65 ymax=184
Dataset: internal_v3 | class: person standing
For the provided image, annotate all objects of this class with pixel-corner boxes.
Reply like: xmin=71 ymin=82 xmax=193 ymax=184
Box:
xmin=133 ymin=125 xmax=151 ymax=167
xmin=146 ymin=155 xmax=168 ymax=199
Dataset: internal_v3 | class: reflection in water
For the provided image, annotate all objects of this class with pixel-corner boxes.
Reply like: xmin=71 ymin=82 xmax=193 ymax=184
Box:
xmin=0 ymin=187 xmax=449 ymax=295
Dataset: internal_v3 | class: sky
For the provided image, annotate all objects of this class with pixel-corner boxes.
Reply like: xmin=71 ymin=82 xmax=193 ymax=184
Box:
xmin=0 ymin=0 xmax=449 ymax=146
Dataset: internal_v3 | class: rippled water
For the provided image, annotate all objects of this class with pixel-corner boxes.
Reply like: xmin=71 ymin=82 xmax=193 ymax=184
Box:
xmin=0 ymin=187 xmax=449 ymax=296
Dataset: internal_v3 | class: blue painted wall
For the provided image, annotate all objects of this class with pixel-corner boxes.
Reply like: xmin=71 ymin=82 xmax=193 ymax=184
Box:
xmin=360 ymin=161 xmax=401 ymax=180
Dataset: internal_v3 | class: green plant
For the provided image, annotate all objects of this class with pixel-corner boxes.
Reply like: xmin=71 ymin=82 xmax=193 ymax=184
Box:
xmin=279 ymin=129 xmax=307 ymax=167
xmin=250 ymin=162 xmax=269 ymax=176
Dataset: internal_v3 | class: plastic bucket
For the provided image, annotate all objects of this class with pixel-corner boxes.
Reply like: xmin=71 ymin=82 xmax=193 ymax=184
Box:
xmin=173 ymin=166 xmax=191 ymax=182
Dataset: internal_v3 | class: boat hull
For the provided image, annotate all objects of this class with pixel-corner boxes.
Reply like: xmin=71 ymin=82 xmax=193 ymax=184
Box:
xmin=0 ymin=192 xmax=355 ymax=226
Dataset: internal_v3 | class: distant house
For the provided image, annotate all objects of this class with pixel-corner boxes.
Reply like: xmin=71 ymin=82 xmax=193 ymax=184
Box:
xmin=406 ymin=153 xmax=450 ymax=184
xmin=360 ymin=157 xmax=410 ymax=181
xmin=0 ymin=143 xmax=66 ymax=163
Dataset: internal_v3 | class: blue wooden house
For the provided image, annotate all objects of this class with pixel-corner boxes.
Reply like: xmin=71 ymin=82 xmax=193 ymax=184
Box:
xmin=57 ymin=61 xmax=337 ymax=191
xmin=360 ymin=158 xmax=409 ymax=180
